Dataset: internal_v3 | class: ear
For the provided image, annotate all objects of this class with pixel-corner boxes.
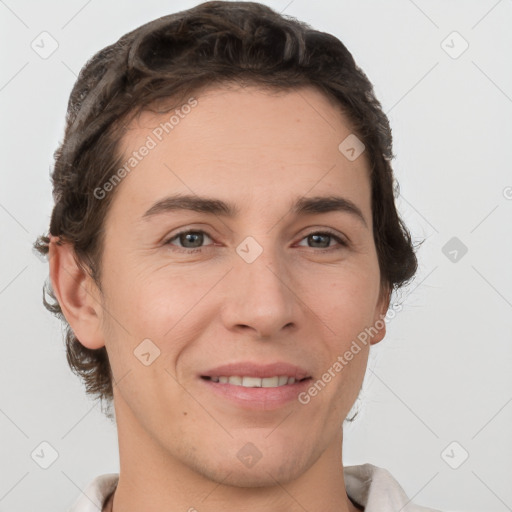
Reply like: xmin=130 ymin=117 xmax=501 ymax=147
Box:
xmin=369 ymin=284 xmax=391 ymax=346
xmin=48 ymin=236 xmax=105 ymax=349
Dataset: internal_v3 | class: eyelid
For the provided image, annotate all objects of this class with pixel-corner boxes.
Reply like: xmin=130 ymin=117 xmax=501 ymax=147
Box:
xmin=295 ymin=229 xmax=348 ymax=248
xmin=164 ymin=227 xmax=348 ymax=251
xmin=164 ymin=228 xmax=215 ymax=249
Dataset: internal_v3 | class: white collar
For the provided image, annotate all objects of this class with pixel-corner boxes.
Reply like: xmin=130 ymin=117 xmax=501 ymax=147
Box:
xmin=69 ymin=463 xmax=440 ymax=512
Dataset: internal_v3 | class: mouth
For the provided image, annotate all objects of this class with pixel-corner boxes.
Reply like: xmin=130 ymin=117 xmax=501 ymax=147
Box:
xmin=200 ymin=375 xmax=312 ymax=388
xmin=199 ymin=370 xmax=313 ymax=410
xmin=198 ymin=361 xmax=313 ymax=410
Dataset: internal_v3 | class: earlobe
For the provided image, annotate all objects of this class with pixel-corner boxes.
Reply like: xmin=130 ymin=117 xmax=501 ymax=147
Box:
xmin=370 ymin=286 xmax=391 ymax=346
xmin=48 ymin=236 xmax=105 ymax=350
xmin=370 ymin=318 xmax=386 ymax=345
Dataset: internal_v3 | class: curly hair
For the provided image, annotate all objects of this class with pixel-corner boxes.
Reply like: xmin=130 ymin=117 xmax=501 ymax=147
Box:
xmin=33 ymin=1 xmax=420 ymax=418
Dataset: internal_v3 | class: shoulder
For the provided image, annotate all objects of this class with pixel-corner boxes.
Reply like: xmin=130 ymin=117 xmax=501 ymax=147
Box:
xmin=344 ymin=463 xmax=442 ymax=512
xmin=68 ymin=473 xmax=119 ymax=512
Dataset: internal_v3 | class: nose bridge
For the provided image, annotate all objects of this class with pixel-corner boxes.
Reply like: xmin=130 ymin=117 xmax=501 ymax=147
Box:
xmin=223 ymin=235 xmax=297 ymax=336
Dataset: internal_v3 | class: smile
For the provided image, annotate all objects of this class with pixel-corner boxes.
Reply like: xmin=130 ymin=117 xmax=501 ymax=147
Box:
xmin=202 ymin=375 xmax=310 ymax=387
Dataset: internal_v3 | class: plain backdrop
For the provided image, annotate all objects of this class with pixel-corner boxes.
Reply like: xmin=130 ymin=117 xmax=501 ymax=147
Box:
xmin=1 ymin=1 xmax=511 ymax=511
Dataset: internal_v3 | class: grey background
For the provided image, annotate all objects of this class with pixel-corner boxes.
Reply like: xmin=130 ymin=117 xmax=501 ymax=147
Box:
xmin=1 ymin=1 xmax=511 ymax=511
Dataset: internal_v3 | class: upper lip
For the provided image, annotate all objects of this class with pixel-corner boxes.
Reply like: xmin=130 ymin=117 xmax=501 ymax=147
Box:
xmin=201 ymin=362 xmax=311 ymax=381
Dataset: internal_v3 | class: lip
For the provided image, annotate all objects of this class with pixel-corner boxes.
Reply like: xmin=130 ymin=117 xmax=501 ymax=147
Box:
xmin=199 ymin=361 xmax=312 ymax=411
xmin=200 ymin=362 xmax=311 ymax=381
xmin=200 ymin=375 xmax=313 ymax=410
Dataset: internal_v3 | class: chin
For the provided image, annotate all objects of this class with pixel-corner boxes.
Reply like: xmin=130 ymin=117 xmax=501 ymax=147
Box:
xmin=193 ymin=441 xmax=315 ymax=488
xmin=207 ymin=460 xmax=305 ymax=488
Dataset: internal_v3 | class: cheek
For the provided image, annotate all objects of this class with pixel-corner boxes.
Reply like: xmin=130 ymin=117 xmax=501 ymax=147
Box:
xmin=101 ymin=269 xmax=193 ymax=409
xmin=103 ymin=243 xmax=380 ymax=354
xmin=102 ymin=265 xmax=212 ymax=373
xmin=103 ymin=254 xmax=184 ymax=328
xmin=298 ymin=266 xmax=377 ymax=393
xmin=299 ymin=263 xmax=380 ymax=332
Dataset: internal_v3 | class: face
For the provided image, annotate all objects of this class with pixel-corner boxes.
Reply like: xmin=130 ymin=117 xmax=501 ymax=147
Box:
xmin=89 ymin=84 xmax=389 ymax=486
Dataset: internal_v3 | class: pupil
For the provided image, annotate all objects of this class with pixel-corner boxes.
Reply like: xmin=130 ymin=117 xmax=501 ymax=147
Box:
xmin=183 ymin=232 xmax=202 ymax=247
xmin=178 ymin=233 xmax=329 ymax=249
xmin=310 ymin=234 xmax=328 ymax=248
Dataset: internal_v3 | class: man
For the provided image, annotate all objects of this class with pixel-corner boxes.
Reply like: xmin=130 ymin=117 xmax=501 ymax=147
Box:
xmin=34 ymin=2 xmax=439 ymax=511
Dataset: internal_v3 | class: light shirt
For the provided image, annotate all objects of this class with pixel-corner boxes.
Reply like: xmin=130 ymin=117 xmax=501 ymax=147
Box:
xmin=68 ymin=463 xmax=441 ymax=511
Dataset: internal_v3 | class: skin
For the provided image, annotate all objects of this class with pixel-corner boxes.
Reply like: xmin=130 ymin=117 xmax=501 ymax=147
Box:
xmin=50 ymin=84 xmax=390 ymax=512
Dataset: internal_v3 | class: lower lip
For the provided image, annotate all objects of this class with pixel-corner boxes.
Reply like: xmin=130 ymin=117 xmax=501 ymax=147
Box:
xmin=200 ymin=377 xmax=312 ymax=410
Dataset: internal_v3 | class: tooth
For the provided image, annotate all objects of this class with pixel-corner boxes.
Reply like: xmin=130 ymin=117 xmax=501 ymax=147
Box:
xmin=262 ymin=376 xmax=279 ymax=387
xmin=210 ymin=375 xmax=298 ymax=387
xmin=242 ymin=376 xmax=263 ymax=387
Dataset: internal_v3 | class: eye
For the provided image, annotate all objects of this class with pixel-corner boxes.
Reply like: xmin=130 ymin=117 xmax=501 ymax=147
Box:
xmin=296 ymin=231 xmax=348 ymax=250
xmin=164 ymin=229 xmax=348 ymax=253
xmin=164 ymin=230 xmax=214 ymax=251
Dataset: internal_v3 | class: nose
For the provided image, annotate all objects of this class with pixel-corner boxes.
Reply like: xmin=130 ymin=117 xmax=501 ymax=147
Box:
xmin=219 ymin=241 xmax=298 ymax=339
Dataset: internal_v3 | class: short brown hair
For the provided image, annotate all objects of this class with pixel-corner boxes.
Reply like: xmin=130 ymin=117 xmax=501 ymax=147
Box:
xmin=34 ymin=0 xmax=419 ymax=417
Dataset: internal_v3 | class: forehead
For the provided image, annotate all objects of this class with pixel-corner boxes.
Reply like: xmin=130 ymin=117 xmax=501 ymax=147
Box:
xmin=109 ymin=84 xmax=371 ymax=223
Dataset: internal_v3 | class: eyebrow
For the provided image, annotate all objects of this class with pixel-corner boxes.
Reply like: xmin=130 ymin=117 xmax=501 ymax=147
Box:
xmin=142 ymin=194 xmax=368 ymax=228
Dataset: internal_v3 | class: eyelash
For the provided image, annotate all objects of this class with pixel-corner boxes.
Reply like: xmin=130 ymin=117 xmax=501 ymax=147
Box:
xmin=163 ymin=229 xmax=348 ymax=253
